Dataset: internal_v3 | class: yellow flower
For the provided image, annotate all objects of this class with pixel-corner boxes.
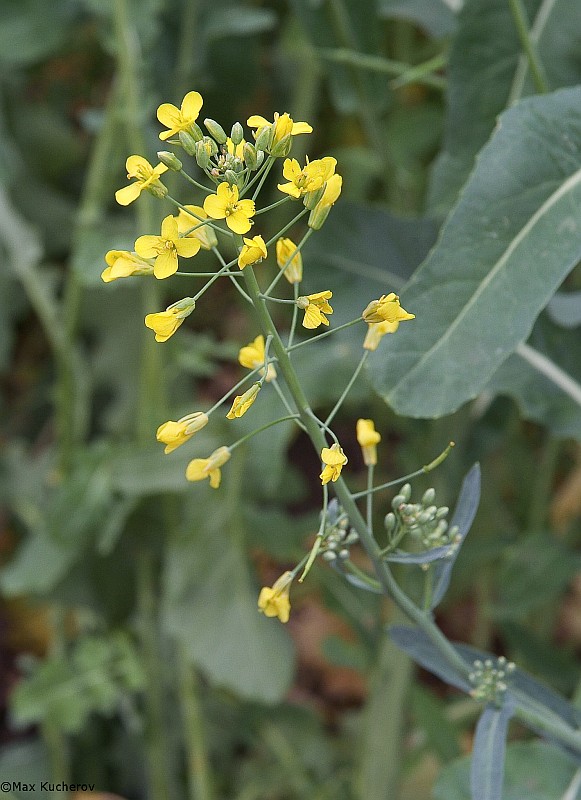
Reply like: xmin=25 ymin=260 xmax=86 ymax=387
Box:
xmin=157 ymin=91 xmax=203 ymax=140
xmin=308 ymin=174 xmax=343 ymax=230
xmin=145 ymin=297 xmax=196 ymax=342
xmin=135 ymin=215 xmax=201 ymax=279
xmin=238 ymin=235 xmax=267 ymax=269
xmin=203 ymin=182 xmax=255 ymax=235
xmin=101 ymin=250 xmax=154 ymax=283
xmin=277 ymin=157 xmax=336 ymax=199
xmin=297 ymin=291 xmax=333 ymax=329
xmin=156 ymin=412 xmax=209 ymax=454
xmin=276 ymin=238 xmax=303 ymax=284
xmin=226 ymin=383 xmax=260 ymax=419
xmin=247 ymin=112 xmax=312 ymax=152
xmin=356 ymin=419 xmax=381 ymax=467
xmin=320 ymin=443 xmax=348 ymax=485
xmin=186 ymin=446 xmax=231 ymax=489
xmin=257 ymin=571 xmax=293 ymax=623
xmin=115 ymin=155 xmax=168 ymax=206
xmin=238 ymin=335 xmax=276 ymax=382
xmin=362 ymin=293 xmax=415 ymax=326
xmin=177 ymin=205 xmax=218 ymax=250
xmin=363 ymin=320 xmax=400 ymax=351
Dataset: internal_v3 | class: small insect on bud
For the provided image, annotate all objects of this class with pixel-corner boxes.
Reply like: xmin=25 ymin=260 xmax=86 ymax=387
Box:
xmin=204 ymin=118 xmax=227 ymax=144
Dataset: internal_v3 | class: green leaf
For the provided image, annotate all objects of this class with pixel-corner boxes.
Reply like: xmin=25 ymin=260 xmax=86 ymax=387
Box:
xmin=0 ymin=0 xmax=75 ymax=65
xmin=378 ymin=0 xmax=457 ymax=37
xmin=371 ymin=87 xmax=581 ymax=418
xmin=204 ymin=7 xmax=278 ymax=40
xmin=429 ymin=0 xmax=581 ymax=212
xmin=162 ymin=499 xmax=294 ymax=703
xmin=0 ymin=740 xmax=50 ymax=800
xmin=470 ymin=701 xmax=514 ymax=800
xmin=434 ymin=741 xmax=578 ymax=800
xmin=547 ymin=290 xmax=581 ymax=328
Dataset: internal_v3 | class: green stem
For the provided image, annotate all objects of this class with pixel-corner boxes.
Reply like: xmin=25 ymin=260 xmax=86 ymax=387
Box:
xmin=287 ymin=283 xmax=300 ymax=350
xmin=263 ymin=228 xmax=312 ymax=297
xmin=318 ymin=48 xmax=447 ymax=91
xmin=177 ymin=646 xmax=214 ymax=800
xmin=366 ymin=464 xmax=374 ymax=533
xmin=250 ymin=157 xmax=276 ymax=201
xmin=507 ymin=0 xmax=550 ymax=94
xmin=324 ymin=351 xmax=368 ymax=427
xmin=179 ymin=168 xmax=213 ymax=194
xmin=287 ymin=317 xmax=363 ymax=351
xmin=166 ymin=195 xmax=234 ymax=239
xmin=255 ymin=196 xmax=291 ymax=215
xmin=243 ymin=266 xmax=470 ymax=680
xmin=228 ymin=414 xmax=300 ymax=451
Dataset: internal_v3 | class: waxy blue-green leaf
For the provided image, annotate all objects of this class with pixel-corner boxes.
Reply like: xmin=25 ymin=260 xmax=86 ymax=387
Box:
xmin=429 ymin=0 xmax=581 ymax=212
xmin=371 ymin=87 xmax=581 ymax=418
xmin=471 ymin=701 xmax=515 ymax=800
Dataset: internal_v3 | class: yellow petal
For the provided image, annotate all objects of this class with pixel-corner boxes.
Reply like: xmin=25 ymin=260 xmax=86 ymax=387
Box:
xmin=181 ymin=90 xmax=203 ymax=119
xmin=115 ymin=182 xmax=142 ymax=206
xmin=154 ymin=250 xmax=178 ymax=279
xmin=156 ymin=103 xmax=181 ymax=129
xmin=226 ymin=210 xmax=252 ymax=235
xmin=161 ymin=215 xmax=179 ymax=241
xmin=134 ymin=235 xmax=162 ymax=258
xmin=175 ymin=237 xmax=201 ymax=258
xmin=203 ymin=193 xmax=227 ymax=219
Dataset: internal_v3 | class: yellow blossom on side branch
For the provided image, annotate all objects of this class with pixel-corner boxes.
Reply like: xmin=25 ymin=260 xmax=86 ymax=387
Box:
xmin=297 ymin=291 xmax=333 ymax=329
xmin=101 ymin=250 xmax=154 ymax=283
xmin=238 ymin=335 xmax=276 ymax=382
xmin=356 ymin=419 xmax=381 ymax=466
xmin=157 ymin=91 xmax=203 ymax=140
xmin=156 ymin=412 xmax=209 ymax=454
xmin=276 ymin=238 xmax=303 ymax=284
xmin=177 ymin=205 xmax=218 ymax=250
xmin=186 ymin=446 xmax=231 ymax=489
xmin=277 ymin=157 xmax=336 ymax=198
xmin=362 ymin=293 xmax=415 ymax=326
xmin=257 ymin=571 xmax=293 ymax=623
xmin=238 ymin=235 xmax=267 ymax=269
xmin=320 ymin=443 xmax=348 ymax=485
xmin=135 ymin=215 xmax=201 ymax=279
xmin=203 ymin=182 xmax=255 ymax=234
xmin=226 ymin=384 xmax=261 ymax=419
xmin=115 ymin=155 xmax=168 ymax=206
xmin=247 ymin=112 xmax=312 ymax=155
xmin=363 ymin=320 xmax=400 ymax=351
xmin=144 ymin=297 xmax=196 ymax=342
xmin=308 ymin=174 xmax=343 ymax=230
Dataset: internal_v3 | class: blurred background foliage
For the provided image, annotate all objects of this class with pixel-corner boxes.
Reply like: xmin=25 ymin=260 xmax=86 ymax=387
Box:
xmin=1 ymin=0 xmax=581 ymax=798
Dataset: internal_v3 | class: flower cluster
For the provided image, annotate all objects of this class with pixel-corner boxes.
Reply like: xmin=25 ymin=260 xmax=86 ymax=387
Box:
xmin=105 ymin=90 xmax=416 ymax=624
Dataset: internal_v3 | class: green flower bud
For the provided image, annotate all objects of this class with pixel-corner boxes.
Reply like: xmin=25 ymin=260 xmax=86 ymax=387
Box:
xmin=195 ymin=140 xmax=212 ymax=169
xmin=146 ymin=182 xmax=168 ymax=200
xmin=204 ymin=118 xmax=227 ymax=144
xmin=400 ymin=483 xmax=412 ymax=502
xmin=322 ymin=550 xmax=337 ymax=561
xmin=255 ymin=150 xmax=265 ymax=168
xmin=345 ymin=531 xmax=359 ymax=545
xmin=157 ymin=151 xmax=183 ymax=171
xmin=339 ymin=549 xmax=349 ymax=560
xmin=391 ymin=495 xmax=405 ymax=510
xmin=303 ymin=185 xmax=325 ymax=210
xmin=230 ymin=121 xmax=244 ymax=146
xmin=223 ymin=169 xmax=237 ymax=186
xmin=179 ymin=130 xmax=197 ymax=156
xmin=254 ymin=126 xmax=271 ymax=152
xmin=384 ymin=512 xmax=396 ymax=532
xmin=270 ymin=132 xmax=292 ymax=158
xmin=231 ymin=157 xmax=244 ymax=174
xmin=436 ymin=506 xmax=449 ymax=519
xmin=422 ymin=488 xmax=436 ymax=506
xmin=243 ymin=142 xmax=258 ymax=170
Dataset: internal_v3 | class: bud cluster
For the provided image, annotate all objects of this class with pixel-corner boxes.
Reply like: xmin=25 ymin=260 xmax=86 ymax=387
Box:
xmin=320 ymin=500 xmax=359 ymax=562
xmin=469 ymin=657 xmax=516 ymax=705
xmin=384 ymin=483 xmax=459 ymax=551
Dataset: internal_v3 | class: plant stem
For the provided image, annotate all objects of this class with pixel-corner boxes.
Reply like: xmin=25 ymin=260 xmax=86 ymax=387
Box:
xmin=318 ymin=48 xmax=447 ymax=91
xmin=516 ymin=342 xmax=581 ymax=407
xmin=507 ymin=0 xmax=550 ymax=94
xmin=324 ymin=351 xmax=368 ymax=427
xmin=287 ymin=317 xmax=363 ymax=351
xmin=177 ymin=645 xmax=214 ymax=800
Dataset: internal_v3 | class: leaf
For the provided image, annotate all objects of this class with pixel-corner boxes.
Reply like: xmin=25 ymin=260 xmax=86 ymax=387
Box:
xmin=162 ymin=498 xmax=294 ymax=703
xmin=204 ymin=7 xmax=278 ymax=40
xmin=431 ymin=463 xmax=481 ymax=608
xmin=470 ymin=701 xmax=515 ymax=800
xmin=388 ymin=625 xmax=472 ymax=693
xmin=0 ymin=740 xmax=50 ymax=800
xmin=0 ymin=0 xmax=75 ymax=65
xmin=429 ymin=0 xmax=581 ymax=212
xmin=434 ymin=740 xmax=578 ymax=800
xmin=378 ymin=0 xmax=457 ymax=37
xmin=546 ymin=290 xmax=581 ymax=328
xmin=371 ymin=87 xmax=581 ymax=418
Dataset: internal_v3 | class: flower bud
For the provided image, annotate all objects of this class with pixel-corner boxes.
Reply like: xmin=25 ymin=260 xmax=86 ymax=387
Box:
xmin=196 ymin=137 xmax=217 ymax=169
xmin=270 ymin=132 xmax=292 ymax=158
xmin=231 ymin=157 xmax=244 ymax=174
xmin=230 ymin=121 xmax=244 ymax=145
xmin=157 ymin=151 xmax=183 ymax=171
xmin=243 ymin=142 xmax=258 ymax=170
xmin=339 ymin=549 xmax=349 ymax=560
xmin=180 ymin=130 xmax=198 ymax=155
xmin=422 ymin=488 xmax=436 ymax=506
xmin=400 ymin=483 xmax=412 ymax=502
xmin=322 ymin=550 xmax=337 ymax=561
xmin=223 ymin=169 xmax=238 ymax=187
xmin=255 ymin=150 xmax=265 ymax=168
xmin=204 ymin=118 xmax=227 ymax=144
xmin=303 ymin=185 xmax=325 ymax=210
xmin=345 ymin=531 xmax=359 ymax=545
xmin=384 ymin=512 xmax=396 ymax=532
xmin=254 ymin=125 xmax=271 ymax=152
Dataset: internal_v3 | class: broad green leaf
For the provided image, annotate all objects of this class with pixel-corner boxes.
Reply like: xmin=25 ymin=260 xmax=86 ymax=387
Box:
xmin=371 ymin=87 xmax=581 ymax=418
xmin=0 ymin=740 xmax=50 ymax=800
xmin=378 ymin=0 xmax=457 ymax=37
xmin=429 ymin=0 xmax=581 ymax=212
xmin=547 ymin=290 xmax=581 ymax=328
xmin=434 ymin=741 xmax=578 ymax=800
xmin=470 ymin=701 xmax=514 ymax=800
xmin=162 ymin=496 xmax=294 ymax=703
